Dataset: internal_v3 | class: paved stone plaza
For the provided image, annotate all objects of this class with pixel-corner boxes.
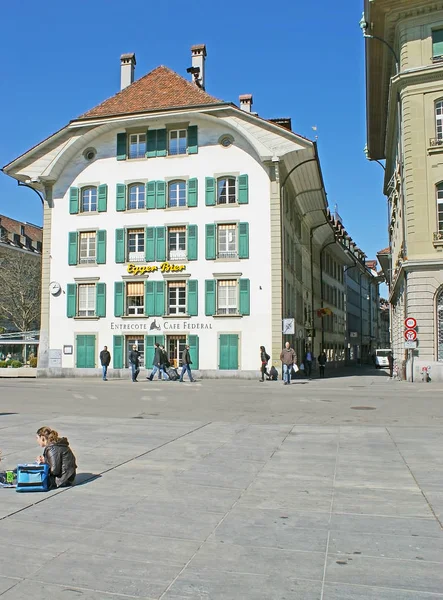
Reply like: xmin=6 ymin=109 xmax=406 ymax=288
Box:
xmin=0 ymin=369 xmax=442 ymax=599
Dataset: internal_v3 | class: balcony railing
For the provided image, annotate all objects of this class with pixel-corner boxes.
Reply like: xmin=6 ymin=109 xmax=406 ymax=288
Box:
xmin=218 ymin=251 xmax=238 ymax=259
xmin=433 ymin=231 xmax=443 ymax=244
xmin=429 ymin=137 xmax=443 ymax=147
xmin=128 ymin=251 xmax=145 ymax=262
xmin=169 ymin=249 xmax=187 ymax=261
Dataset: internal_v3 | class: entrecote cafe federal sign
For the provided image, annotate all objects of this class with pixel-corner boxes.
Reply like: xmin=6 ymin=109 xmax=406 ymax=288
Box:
xmin=127 ymin=262 xmax=186 ymax=275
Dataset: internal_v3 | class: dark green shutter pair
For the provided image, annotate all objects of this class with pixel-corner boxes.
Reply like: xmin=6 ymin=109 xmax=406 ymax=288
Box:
xmin=68 ymin=231 xmax=106 ymax=265
xmin=66 ymin=283 xmax=106 ymax=317
xmin=117 ymin=126 xmax=198 ymax=160
xmin=114 ymin=281 xmax=165 ymax=317
xmin=204 ymin=279 xmax=250 ymax=316
xmin=69 ymin=185 xmax=107 ymax=214
xmin=143 ymin=225 xmax=197 ymax=263
xmin=219 ymin=334 xmax=239 ymax=370
xmin=76 ymin=335 xmax=96 ymax=368
xmin=205 ymin=174 xmax=248 ymax=205
xmin=205 ymin=223 xmax=249 ymax=260
xmin=433 ymin=29 xmax=443 ymax=57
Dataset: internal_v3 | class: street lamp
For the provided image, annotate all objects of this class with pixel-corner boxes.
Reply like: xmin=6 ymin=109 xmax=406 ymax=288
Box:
xmin=359 ymin=13 xmax=400 ymax=73
xmin=17 ymin=180 xmax=44 ymax=205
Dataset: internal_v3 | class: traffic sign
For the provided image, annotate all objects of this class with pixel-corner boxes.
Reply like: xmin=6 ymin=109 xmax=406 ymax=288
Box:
xmin=404 ymin=341 xmax=417 ymax=349
xmin=404 ymin=317 xmax=417 ymax=329
xmin=404 ymin=329 xmax=417 ymax=341
xmin=282 ymin=318 xmax=295 ymax=335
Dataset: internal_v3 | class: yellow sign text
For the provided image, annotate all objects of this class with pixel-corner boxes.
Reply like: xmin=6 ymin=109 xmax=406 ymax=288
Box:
xmin=127 ymin=262 xmax=186 ymax=276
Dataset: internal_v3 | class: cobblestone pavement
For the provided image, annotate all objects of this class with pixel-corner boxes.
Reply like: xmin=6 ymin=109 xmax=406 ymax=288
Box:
xmin=0 ymin=370 xmax=442 ymax=599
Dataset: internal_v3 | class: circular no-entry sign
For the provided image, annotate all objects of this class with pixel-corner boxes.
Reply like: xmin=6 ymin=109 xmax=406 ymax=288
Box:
xmin=404 ymin=329 xmax=417 ymax=341
xmin=404 ymin=317 xmax=417 ymax=329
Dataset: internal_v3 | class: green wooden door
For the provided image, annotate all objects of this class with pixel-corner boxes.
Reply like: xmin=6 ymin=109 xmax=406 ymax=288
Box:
xmin=219 ymin=334 xmax=238 ymax=370
xmin=76 ymin=335 xmax=96 ymax=368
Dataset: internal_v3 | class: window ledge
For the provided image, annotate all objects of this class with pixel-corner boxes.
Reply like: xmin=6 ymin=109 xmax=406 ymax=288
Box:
xmin=77 ymin=263 xmax=98 ymax=268
xmin=74 ymin=316 xmax=100 ymax=320
xmin=165 ymin=314 xmax=190 ymax=318
xmin=165 ymin=154 xmax=189 ymax=159
xmin=77 ymin=211 xmax=99 ymax=216
xmin=212 ymin=313 xmax=243 ymax=318
xmin=126 ymin=208 xmax=148 ymax=213
xmin=165 ymin=206 xmax=190 ymax=211
xmin=74 ymin=276 xmax=100 ymax=282
xmin=163 ymin=273 xmax=191 ymax=279
xmin=215 ymin=203 xmax=240 ymax=208
xmin=428 ymin=145 xmax=443 ymax=155
xmin=120 ymin=315 xmax=148 ymax=319
xmin=215 ymin=257 xmax=240 ymax=262
xmin=127 ymin=157 xmax=146 ymax=162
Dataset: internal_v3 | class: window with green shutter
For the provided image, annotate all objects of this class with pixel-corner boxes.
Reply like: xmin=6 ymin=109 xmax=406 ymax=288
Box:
xmin=205 ymin=279 xmax=216 ymax=315
xmin=113 ymin=335 xmax=124 ymax=369
xmin=66 ymin=283 xmax=77 ymax=318
xmin=219 ymin=334 xmax=239 ymax=370
xmin=76 ymin=334 xmax=96 ymax=368
xmin=114 ymin=281 xmax=124 ymax=317
xmin=69 ymin=187 xmax=79 ymax=214
xmin=187 ymin=280 xmax=198 ymax=316
xmin=145 ymin=227 xmax=156 ymax=261
xmin=146 ymin=130 xmax=157 ymax=158
xmin=115 ymin=229 xmax=125 ymax=263
xmin=239 ymin=278 xmax=250 ymax=315
xmin=157 ymin=129 xmax=167 ymax=156
xmin=146 ymin=181 xmax=156 ymax=209
xmin=96 ymin=282 xmax=106 ymax=317
xmin=116 ymin=133 xmax=127 ymax=160
xmin=238 ymin=174 xmax=249 ymax=204
xmin=188 ymin=334 xmax=199 ymax=368
xmin=156 ymin=227 xmax=166 ymax=261
xmin=238 ymin=222 xmax=249 ymax=259
xmin=433 ymin=29 xmax=443 ymax=58
xmin=187 ymin=125 xmax=198 ymax=154
xmin=116 ymin=184 xmax=126 ymax=212
xmin=205 ymin=177 xmax=216 ymax=206
xmin=205 ymin=224 xmax=216 ymax=259
xmin=187 ymin=225 xmax=198 ymax=260
xmin=96 ymin=230 xmax=106 ymax=264
xmin=98 ymin=184 xmax=108 ymax=212
xmin=145 ymin=281 xmax=155 ymax=316
xmin=156 ymin=181 xmax=166 ymax=209
xmin=187 ymin=178 xmax=198 ymax=207
xmin=68 ymin=231 xmax=78 ymax=265
xmin=155 ymin=281 xmax=165 ymax=316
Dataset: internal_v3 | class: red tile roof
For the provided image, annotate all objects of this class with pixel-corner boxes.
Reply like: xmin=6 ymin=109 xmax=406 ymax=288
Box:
xmin=78 ymin=66 xmax=224 ymax=120
xmin=378 ymin=247 xmax=390 ymax=255
xmin=366 ymin=260 xmax=377 ymax=270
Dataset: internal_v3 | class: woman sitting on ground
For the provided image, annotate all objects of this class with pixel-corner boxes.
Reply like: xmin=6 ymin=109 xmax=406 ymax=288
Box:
xmin=36 ymin=427 xmax=77 ymax=488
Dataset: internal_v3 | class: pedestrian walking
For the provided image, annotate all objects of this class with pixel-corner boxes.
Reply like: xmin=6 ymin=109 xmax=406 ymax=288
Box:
xmin=99 ymin=345 xmax=111 ymax=381
xmin=179 ymin=345 xmax=195 ymax=382
xmin=147 ymin=342 xmax=162 ymax=381
xmin=280 ymin=342 xmax=297 ymax=385
xmin=159 ymin=345 xmax=170 ymax=381
xmin=318 ymin=350 xmax=327 ymax=378
xmin=129 ymin=345 xmax=140 ymax=382
xmin=259 ymin=345 xmax=271 ymax=382
xmin=387 ymin=351 xmax=394 ymax=378
xmin=303 ymin=347 xmax=313 ymax=378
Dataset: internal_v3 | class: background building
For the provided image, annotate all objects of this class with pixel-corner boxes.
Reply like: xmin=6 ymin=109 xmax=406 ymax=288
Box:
xmin=363 ymin=0 xmax=443 ymax=379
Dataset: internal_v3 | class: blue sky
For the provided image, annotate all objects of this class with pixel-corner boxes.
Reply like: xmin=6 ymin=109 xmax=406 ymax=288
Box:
xmin=0 ymin=0 xmax=387 ymax=260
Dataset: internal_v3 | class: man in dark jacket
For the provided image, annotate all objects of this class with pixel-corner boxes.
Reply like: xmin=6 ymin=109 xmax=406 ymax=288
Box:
xmin=180 ymin=345 xmax=195 ymax=382
xmin=99 ymin=345 xmax=111 ymax=381
xmin=318 ymin=351 xmax=327 ymax=378
xmin=129 ymin=345 xmax=141 ymax=382
xmin=147 ymin=342 xmax=163 ymax=381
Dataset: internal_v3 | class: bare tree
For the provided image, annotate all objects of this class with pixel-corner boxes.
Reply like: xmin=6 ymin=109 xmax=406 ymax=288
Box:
xmin=0 ymin=248 xmax=41 ymax=332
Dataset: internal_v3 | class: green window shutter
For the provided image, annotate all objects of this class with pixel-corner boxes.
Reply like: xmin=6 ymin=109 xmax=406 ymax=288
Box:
xmin=115 ymin=229 xmax=125 ymax=263
xmin=230 ymin=335 xmax=239 ymax=369
xmin=238 ymin=174 xmax=249 ymax=204
xmin=66 ymin=283 xmax=77 ymax=318
xmin=69 ymin=187 xmax=79 ymax=214
xmin=156 ymin=226 xmax=166 ymax=261
xmin=114 ymin=281 xmax=124 ymax=317
xmin=156 ymin=181 xmax=166 ymax=209
xmin=113 ymin=335 xmax=124 ymax=369
xmin=96 ymin=230 xmax=106 ymax=264
xmin=76 ymin=335 xmax=86 ymax=368
xmin=96 ymin=282 xmax=106 ymax=317
xmin=145 ymin=281 xmax=155 ymax=316
xmin=146 ymin=181 xmax=156 ymax=209
xmin=188 ymin=334 xmax=199 ymax=369
xmin=157 ymin=129 xmax=167 ymax=156
xmin=433 ymin=29 xmax=443 ymax=57
xmin=145 ymin=227 xmax=156 ymax=261
xmin=187 ymin=280 xmax=198 ymax=316
xmin=116 ymin=183 xmax=126 ymax=211
xmin=205 ymin=280 xmax=216 ymax=316
xmin=98 ymin=184 xmax=108 ymax=212
xmin=205 ymin=224 xmax=216 ymax=259
xmin=187 ymin=125 xmax=198 ymax=154
xmin=239 ymin=278 xmax=250 ymax=315
xmin=187 ymin=224 xmax=198 ymax=261
xmin=116 ymin=133 xmax=127 ymax=160
xmin=187 ymin=178 xmax=198 ymax=207
xmin=238 ymin=222 xmax=249 ymax=259
xmin=155 ymin=281 xmax=165 ymax=317
xmin=205 ymin=177 xmax=216 ymax=206
xmin=68 ymin=231 xmax=78 ymax=266
xmin=146 ymin=129 xmax=157 ymax=158
xmin=85 ymin=335 xmax=96 ymax=368
xmin=219 ymin=334 xmax=238 ymax=370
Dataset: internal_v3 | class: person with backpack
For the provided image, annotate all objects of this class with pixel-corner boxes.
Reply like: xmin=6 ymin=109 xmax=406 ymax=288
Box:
xmin=259 ymin=345 xmax=271 ymax=381
xmin=129 ymin=345 xmax=141 ymax=382
xmin=179 ymin=345 xmax=195 ymax=382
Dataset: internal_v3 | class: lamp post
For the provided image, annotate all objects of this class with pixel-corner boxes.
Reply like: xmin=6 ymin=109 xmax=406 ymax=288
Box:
xmin=359 ymin=13 xmax=399 ymax=73
xmin=17 ymin=180 xmax=44 ymax=206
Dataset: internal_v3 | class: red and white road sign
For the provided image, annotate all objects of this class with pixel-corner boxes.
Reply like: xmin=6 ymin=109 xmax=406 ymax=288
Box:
xmin=404 ymin=317 xmax=417 ymax=329
xmin=404 ymin=329 xmax=417 ymax=341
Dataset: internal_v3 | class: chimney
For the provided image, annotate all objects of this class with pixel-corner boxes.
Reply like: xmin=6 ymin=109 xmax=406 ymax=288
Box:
xmin=120 ymin=53 xmax=136 ymax=90
xmin=239 ymin=94 xmax=253 ymax=113
xmin=191 ymin=44 xmax=207 ymax=89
